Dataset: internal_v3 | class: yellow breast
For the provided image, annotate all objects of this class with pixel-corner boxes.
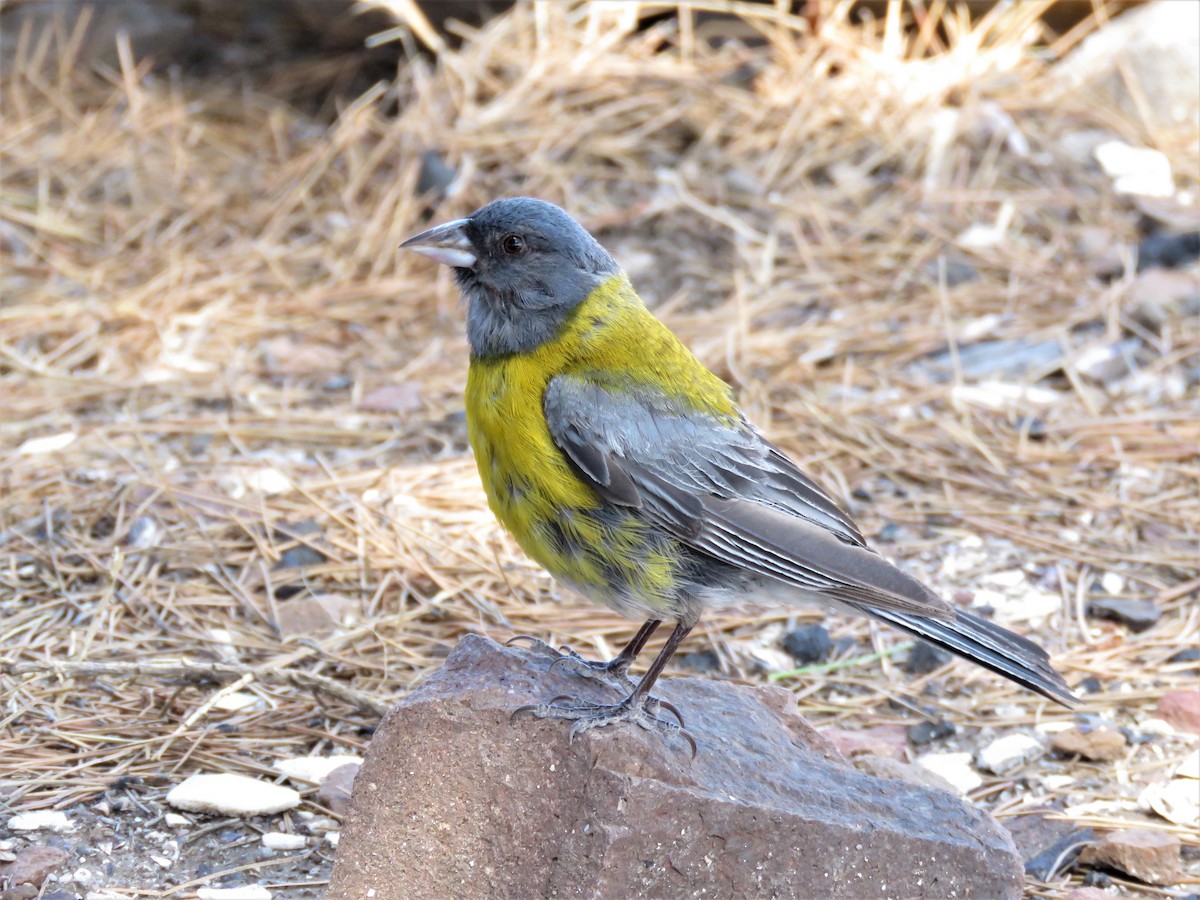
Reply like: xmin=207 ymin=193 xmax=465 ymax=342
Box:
xmin=465 ymin=272 xmax=736 ymax=615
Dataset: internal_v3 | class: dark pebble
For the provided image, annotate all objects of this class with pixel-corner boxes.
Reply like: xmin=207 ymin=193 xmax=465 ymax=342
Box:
xmin=1137 ymin=231 xmax=1200 ymax=270
xmin=1086 ymin=597 xmax=1161 ymax=632
xmin=782 ymin=624 xmax=833 ymax=665
xmin=907 ymin=719 xmax=956 ymax=745
xmin=416 ymin=149 xmax=457 ymax=197
xmin=851 ymin=486 xmax=872 ymax=501
xmin=278 ymin=544 xmax=326 ymax=568
xmin=323 ymin=373 xmax=353 ymax=391
xmin=875 ymin=522 xmax=904 ymax=543
xmin=1011 ymin=415 xmax=1047 ymax=439
xmin=833 ymin=636 xmax=857 ymax=655
xmin=675 ymin=649 xmax=721 ymax=674
xmin=1169 ymin=647 xmax=1200 ymax=664
xmin=1118 ymin=726 xmax=1154 ymax=745
xmin=1023 ymin=828 xmax=1095 ymax=881
xmin=1082 ymin=869 xmax=1113 ymax=888
xmin=904 ymin=641 xmax=951 ymax=675
xmin=1079 ymin=676 xmax=1102 ymax=694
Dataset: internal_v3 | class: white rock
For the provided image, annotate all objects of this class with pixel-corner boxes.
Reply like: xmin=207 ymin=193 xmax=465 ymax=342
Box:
xmin=1174 ymin=749 xmax=1200 ymax=780
xmin=17 ymin=431 xmax=77 ymax=455
xmin=261 ymin=832 xmax=307 ymax=851
xmin=1064 ymin=798 xmax=1139 ymax=817
xmin=246 ymin=467 xmax=292 ymax=495
xmin=164 ymin=813 xmax=190 ymax=827
xmin=1042 ymin=774 xmax=1076 ymax=790
xmin=1100 ymin=572 xmax=1125 ymax=595
xmin=303 ymin=815 xmax=340 ymax=834
xmin=274 ymin=754 xmax=364 ymax=784
xmin=992 ymin=590 xmax=1063 ymax=626
xmin=1139 ymin=779 xmax=1200 ymax=827
xmin=1094 ymin=141 xmax=1174 ymax=198
xmin=167 ymin=774 xmax=299 ymax=817
xmin=976 ymin=733 xmax=1043 ymax=774
xmin=984 ymin=569 xmax=1026 ymax=589
xmin=1139 ymin=718 xmax=1177 ymax=737
xmin=325 ymin=831 xmax=340 ymax=847
xmin=8 ymin=810 xmax=76 ymax=832
xmin=196 ymin=888 xmax=272 ymax=900
xmin=952 ymin=382 xmax=1062 ymax=411
xmin=213 ymin=692 xmax=260 ymax=712
xmin=916 ymin=752 xmax=982 ymax=795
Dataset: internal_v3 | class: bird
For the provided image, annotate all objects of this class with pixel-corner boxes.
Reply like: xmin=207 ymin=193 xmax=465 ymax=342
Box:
xmin=400 ymin=197 xmax=1076 ymax=750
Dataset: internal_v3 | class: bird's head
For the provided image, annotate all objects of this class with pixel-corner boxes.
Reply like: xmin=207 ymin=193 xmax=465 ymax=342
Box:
xmin=401 ymin=197 xmax=619 ymax=358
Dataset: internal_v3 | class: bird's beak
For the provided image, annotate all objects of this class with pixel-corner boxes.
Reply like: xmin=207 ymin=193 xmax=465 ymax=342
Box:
xmin=399 ymin=218 xmax=476 ymax=268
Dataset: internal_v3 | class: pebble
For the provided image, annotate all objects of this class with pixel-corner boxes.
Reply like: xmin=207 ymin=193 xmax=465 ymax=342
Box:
xmin=781 ymin=624 xmax=832 ymax=665
xmin=1078 ymin=827 xmax=1181 ymax=886
xmin=1156 ymin=690 xmax=1200 ymax=734
xmin=167 ymin=774 xmax=300 ymax=817
xmin=1086 ymin=597 xmax=1161 ymax=632
xmin=915 ymin=751 xmax=981 ymax=794
xmin=163 ymin=813 xmax=190 ymax=828
xmin=195 ymin=887 xmax=273 ymax=900
xmin=261 ymin=832 xmax=307 ymax=851
xmin=975 ymin=733 xmax=1043 ymax=774
xmin=907 ymin=719 xmax=956 ymax=745
xmin=0 ymin=845 xmax=70 ymax=890
xmin=1138 ymin=779 xmax=1200 ymax=827
xmin=1175 ymin=749 xmax=1200 ymax=779
xmin=316 ymin=762 xmax=360 ymax=816
xmin=1051 ymin=726 xmax=1128 ymax=762
xmin=7 ymin=811 xmax=76 ymax=833
xmin=274 ymin=754 xmax=364 ymax=784
xmin=903 ymin=642 xmax=951 ymax=676
xmin=1167 ymin=647 xmax=1200 ymax=665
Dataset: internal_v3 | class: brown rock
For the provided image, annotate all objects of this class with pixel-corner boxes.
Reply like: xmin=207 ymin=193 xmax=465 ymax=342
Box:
xmin=821 ymin=724 xmax=909 ymax=761
xmin=1051 ymin=726 xmax=1128 ymax=762
xmin=1078 ymin=827 xmax=1182 ymax=886
xmin=1156 ymin=689 xmax=1200 ymax=734
xmin=317 ymin=762 xmax=360 ymax=817
xmin=358 ymin=383 xmax=421 ymax=414
xmin=0 ymin=844 xmax=70 ymax=891
xmin=851 ymin=753 xmax=959 ymax=796
xmin=1065 ymin=888 xmax=1114 ymax=900
xmin=330 ymin=635 xmax=1023 ymax=900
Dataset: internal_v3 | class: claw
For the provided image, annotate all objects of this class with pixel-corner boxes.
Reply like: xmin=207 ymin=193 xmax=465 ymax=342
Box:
xmin=510 ymin=691 xmax=695 ymax=755
xmin=653 ymin=698 xmax=686 ymax=729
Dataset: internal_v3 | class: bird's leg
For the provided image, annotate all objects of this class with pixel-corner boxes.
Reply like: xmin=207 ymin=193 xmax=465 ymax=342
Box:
xmin=508 ymin=619 xmax=662 ymax=693
xmin=513 ymin=619 xmax=697 ymax=756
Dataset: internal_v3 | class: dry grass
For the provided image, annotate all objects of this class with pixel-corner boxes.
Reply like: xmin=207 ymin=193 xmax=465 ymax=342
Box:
xmin=1 ymin=1 xmax=1197 ymax=895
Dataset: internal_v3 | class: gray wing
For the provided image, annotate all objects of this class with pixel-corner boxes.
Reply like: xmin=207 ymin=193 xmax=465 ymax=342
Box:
xmin=543 ymin=376 xmax=952 ymax=618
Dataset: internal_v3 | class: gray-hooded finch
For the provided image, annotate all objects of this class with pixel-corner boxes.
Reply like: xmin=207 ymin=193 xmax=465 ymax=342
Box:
xmin=402 ymin=198 xmax=1075 ymax=750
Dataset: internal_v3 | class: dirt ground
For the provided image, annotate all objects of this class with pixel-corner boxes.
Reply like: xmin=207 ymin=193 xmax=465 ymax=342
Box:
xmin=2 ymin=2 xmax=1197 ymax=897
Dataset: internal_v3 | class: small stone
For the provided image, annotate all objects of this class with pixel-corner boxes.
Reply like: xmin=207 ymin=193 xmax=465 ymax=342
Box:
xmin=1156 ymin=690 xmax=1200 ymax=734
xmin=675 ymin=650 xmax=720 ymax=673
xmin=1066 ymin=888 xmax=1114 ymax=900
xmin=1079 ymin=677 xmax=1103 ymax=694
xmin=274 ymin=755 xmax=364 ymax=785
xmin=275 ymin=595 xmax=357 ymax=639
xmin=976 ymin=733 xmax=1043 ymax=775
xmin=1078 ymin=828 xmax=1181 ymax=886
xmin=164 ymin=813 xmax=189 ymax=827
xmin=1138 ymin=230 xmax=1200 ymax=270
xmin=261 ymin=832 xmax=307 ymax=851
xmin=1086 ymin=598 xmax=1161 ymax=632
xmin=1139 ymin=779 xmax=1200 ymax=827
xmin=416 ymin=149 xmax=457 ymax=198
xmin=1175 ymin=749 xmax=1199 ymax=780
xmin=1168 ymin=647 xmax=1200 ymax=665
xmin=316 ymin=763 xmax=360 ymax=817
xmin=822 ymin=724 xmax=908 ymax=761
xmin=167 ymin=774 xmax=300 ymax=817
xmin=907 ymin=719 xmax=955 ymax=745
xmin=359 ymin=383 xmax=421 ymax=414
xmin=196 ymin=887 xmax=273 ymax=900
xmin=903 ymin=641 xmax=951 ymax=675
xmin=915 ymin=751 xmax=982 ymax=795
xmin=1022 ymin=827 xmax=1096 ymax=881
xmin=1051 ymin=726 xmax=1128 ymax=762
xmin=0 ymin=845 xmax=70 ymax=890
xmin=781 ymin=624 xmax=832 ymax=665
xmin=278 ymin=544 xmax=326 ymax=569
xmin=7 ymin=811 xmax=76 ymax=833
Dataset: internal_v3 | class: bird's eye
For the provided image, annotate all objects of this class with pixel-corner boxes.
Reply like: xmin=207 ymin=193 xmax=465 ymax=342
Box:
xmin=501 ymin=234 xmax=525 ymax=255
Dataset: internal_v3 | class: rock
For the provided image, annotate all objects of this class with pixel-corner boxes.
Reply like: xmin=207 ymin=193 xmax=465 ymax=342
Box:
xmin=1066 ymin=888 xmax=1115 ymax=900
xmin=0 ymin=845 xmax=70 ymax=891
xmin=316 ymin=763 xmax=360 ymax=817
xmin=1168 ymin=647 xmax=1200 ymax=666
xmin=903 ymin=641 xmax=952 ymax=675
xmin=976 ymin=733 xmax=1043 ymax=775
xmin=1005 ymin=811 xmax=1087 ymax=875
xmin=907 ymin=719 xmax=955 ymax=746
xmin=275 ymin=754 xmax=363 ymax=784
xmin=781 ymin=623 xmax=832 ymax=665
xmin=1138 ymin=779 xmax=1200 ymax=827
xmin=851 ymin=754 xmax=958 ymax=796
xmin=195 ymin=887 xmax=273 ymax=900
xmin=261 ymin=832 xmax=307 ymax=851
xmin=6 ymin=811 xmax=76 ymax=833
xmin=1078 ymin=828 xmax=1182 ymax=886
xmin=1051 ymin=727 xmax=1128 ymax=762
xmin=1156 ymin=690 xmax=1200 ymax=734
xmin=1175 ymin=749 xmax=1200 ymax=779
xmin=674 ymin=649 xmax=720 ymax=673
xmin=1053 ymin=1 xmax=1200 ymax=131
xmin=275 ymin=595 xmax=357 ymax=638
xmin=1127 ymin=268 xmax=1200 ymax=331
xmin=329 ymin=635 xmax=1023 ymax=899
xmin=915 ymin=751 xmax=982 ymax=795
xmin=1138 ymin=231 xmax=1200 ymax=270
xmin=358 ymin=383 xmax=421 ymax=414
xmin=821 ymin=724 xmax=909 ymax=761
xmin=166 ymin=774 xmax=300 ymax=817
xmin=1022 ymin=826 xmax=1096 ymax=881
xmin=1086 ymin=597 xmax=1161 ymax=632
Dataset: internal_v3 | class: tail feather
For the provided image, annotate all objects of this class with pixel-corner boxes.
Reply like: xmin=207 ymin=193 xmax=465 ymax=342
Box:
xmin=865 ymin=605 xmax=1077 ymax=707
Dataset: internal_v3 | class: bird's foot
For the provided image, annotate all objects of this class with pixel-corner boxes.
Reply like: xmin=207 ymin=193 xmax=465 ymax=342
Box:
xmin=512 ymin=692 xmax=696 ymax=757
xmin=505 ymin=635 xmax=636 ymax=693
